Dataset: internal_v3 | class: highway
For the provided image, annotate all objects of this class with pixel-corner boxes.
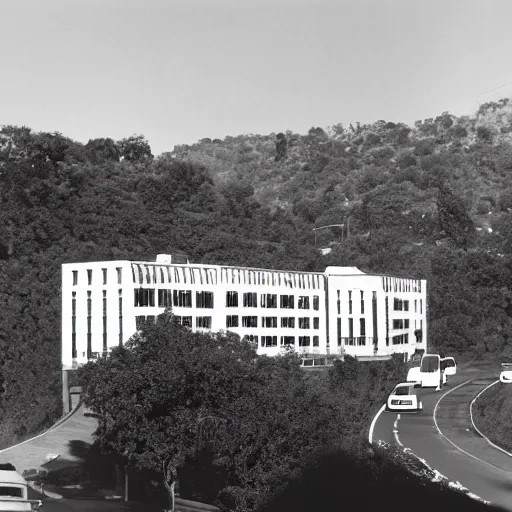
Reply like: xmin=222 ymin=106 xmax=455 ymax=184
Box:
xmin=371 ymin=368 xmax=512 ymax=511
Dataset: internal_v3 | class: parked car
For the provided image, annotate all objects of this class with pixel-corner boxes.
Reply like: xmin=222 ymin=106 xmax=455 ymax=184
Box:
xmin=0 ymin=468 xmax=42 ymax=511
xmin=500 ymin=363 xmax=512 ymax=384
xmin=441 ymin=357 xmax=457 ymax=377
xmin=386 ymin=382 xmax=423 ymax=412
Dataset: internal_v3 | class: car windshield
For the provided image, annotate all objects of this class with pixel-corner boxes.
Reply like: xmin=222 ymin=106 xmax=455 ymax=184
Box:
xmin=421 ymin=355 xmax=439 ymax=373
xmin=394 ymin=386 xmax=411 ymax=396
xmin=0 ymin=486 xmax=22 ymax=497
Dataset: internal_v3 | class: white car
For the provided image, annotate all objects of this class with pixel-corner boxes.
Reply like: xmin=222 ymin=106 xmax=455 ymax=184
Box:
xmin=0 ymin=469 xmax=42 ymax=511
xmin=500 ymin=363 xmax=512 ymax=383
xmin=386 ymin=382 xmax=423 ymax=412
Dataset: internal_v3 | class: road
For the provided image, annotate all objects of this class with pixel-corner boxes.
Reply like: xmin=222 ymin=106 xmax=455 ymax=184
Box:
xmin=371 ymin=368 xmax=512 ymax=511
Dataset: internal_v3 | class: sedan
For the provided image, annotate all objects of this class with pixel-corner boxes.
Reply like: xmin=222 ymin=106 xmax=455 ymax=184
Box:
xmin=386 ymin=382 xmax=423 ymax=412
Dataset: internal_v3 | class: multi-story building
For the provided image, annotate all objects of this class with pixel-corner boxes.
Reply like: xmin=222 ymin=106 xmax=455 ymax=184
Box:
xmin=61 ymin=254 xmax=427 ymax=372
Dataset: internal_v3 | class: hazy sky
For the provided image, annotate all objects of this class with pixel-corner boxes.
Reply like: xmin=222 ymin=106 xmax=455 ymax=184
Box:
xmin=2 ymin=0 xmax=512 ymax=156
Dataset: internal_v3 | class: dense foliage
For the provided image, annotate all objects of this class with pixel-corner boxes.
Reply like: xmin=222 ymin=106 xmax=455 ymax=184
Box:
xmin=472 ymin=381 xmax=512 ymax=452
xmin=78 ymin=314 xmax=409 ymax=511
xmin=2 ymin=100 xmax=512 ymax=446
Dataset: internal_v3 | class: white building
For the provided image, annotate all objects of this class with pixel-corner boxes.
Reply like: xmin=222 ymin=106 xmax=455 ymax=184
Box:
xmin=61 ymin=254 xmax=427 ymax=372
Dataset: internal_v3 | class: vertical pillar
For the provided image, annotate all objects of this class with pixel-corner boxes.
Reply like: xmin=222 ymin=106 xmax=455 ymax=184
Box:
xmin=62 ymin=369 xmax=70 ymax=415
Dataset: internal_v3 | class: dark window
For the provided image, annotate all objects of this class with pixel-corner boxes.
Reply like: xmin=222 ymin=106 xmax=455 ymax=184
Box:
xmin=175 ymin=316 xmax=192 ymax=327
xmin=116 ymin=267 xmax=122 ymax=285
xmin=313 ymin=295 xmax=319 ymax=310
xmin=337 ymin=318 xmax=342 ymax=346
xmin=118 ymin=289 xmax=123 ymax=345
xmin=72 ymin=291 xmax=77 ymax=359
xmin=102 ymin=268 xmax=107 ymax=285
xmin=405 ymin=319 xmax=410 ymax=328
xmin=196 ymin=316 xmax=212 ymax=328
xmin=298 ymin=296 xmax=310 ymax=309
xmin=263 ymin=335 xmax=278 ymax=347
xmin=393 ymin=319 xmax=404 ymax=329
xmin=415 ymin=300 xmax=417 ymax=313
xmin=262 ymin=317 xmax=277 ymax=328
xmin=404 ymin=300 xmax=409 ymax=311
xmin=313 ymin=336 xmax=319 ymax=347
xmin=196 ymin=291 xmax=214 ymax=308
xmin=158 ymin=289 xmax=173 ymax=307
xmin=87 ymin=269 xmax=92 ymax=286
xmin=226 ymin=291 xmax=238 ymax=307
xmin=360 ymin=291 xmax=364 ymax=314
xmin=337 ymin=290 xmax=340 ymax=315
xmin=299 ymin=336 xmax=311 ymax=347
xmin=349 ymin=318 xmax=353 ymax=338
xmin=244 ymin=334 xmax=258 ymax=345
xmin=243 ymin=292 xmax=257 ymax=307
xmin=360 ymin=318 xmax=366 ymax=336
xmin=242 ymin=316 xmax=258 ymax=328
xmin=136 ymin=316 xmax=146 ymax=330
xmin=299 ymin=317 xmax=310 ymax=329
xmin=173 ymin=290 xmax=192 ymax=307
xmin=261 ymin=294 xmax=277 ymax=308
xmin=348 ymin=291 xmax=352 ymax=315
xmin=420 ymin=299 xmax=423 ymax=314
xmin=280 ymin=336 xmax=295 ymax=346
xmin=72 ymin=270 xmax=78 ymax=286
xmin=313 ymin=317 xmax=319 ymax=329
xmin=226 ymin=315 xmax=239 ymax=328
xmin=281 ymin=317 xmax=295 ymax=328
xmin=102 ymin=290 xmax=107 ymax=352
xmin=134 ymin=288 xmax=156 ymax=307
xmin=280 ymin=295 xmax=295 ymax=309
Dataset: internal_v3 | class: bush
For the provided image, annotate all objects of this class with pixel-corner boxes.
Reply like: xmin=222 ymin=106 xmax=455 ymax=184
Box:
xmin=476 ymin=126 xmax=493 ymax=143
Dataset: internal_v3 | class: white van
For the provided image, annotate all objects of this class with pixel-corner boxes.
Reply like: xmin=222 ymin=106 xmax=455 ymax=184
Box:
xmin=0 ymin=469 xmax=42 ymax=511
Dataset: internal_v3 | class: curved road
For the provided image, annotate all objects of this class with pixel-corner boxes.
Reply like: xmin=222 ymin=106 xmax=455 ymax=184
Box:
xmin=371 ymin=368 xmax=512 ymax=511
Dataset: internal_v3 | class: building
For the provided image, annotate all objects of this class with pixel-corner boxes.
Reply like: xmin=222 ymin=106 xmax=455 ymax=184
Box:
xmin=62 ymin=253 xmax=427 ymax=369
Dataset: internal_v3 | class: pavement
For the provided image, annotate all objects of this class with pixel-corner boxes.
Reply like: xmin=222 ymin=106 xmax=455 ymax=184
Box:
xmin=371 ymin=361 xmax=512 ymax=511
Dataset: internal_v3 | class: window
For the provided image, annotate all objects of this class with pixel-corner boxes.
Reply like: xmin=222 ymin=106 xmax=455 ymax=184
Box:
xmin=392 ymin=333 xmax=409 ymax=345
xmin=420 ymin=299 xmax=423 ymax=314
xmin=72 ymin=271 xmax=78 ymax=286
xmin=243 ymin=334 xmax=258 ymax=345
xmin=134 ymin=288 xmax=156 ymax=307
xmin=243 ymin=292 xmax=257 ymax=307
xmin=298 ymin=296 xmax=310 ymax=309
xmin=262 ymin=335 xmax=277 ymax=347
xmin=360 ymin=291 xmax=364 ymax=314
xmin=280 ymin=295 xmax=295 ymax=309
xmin=313 ymin=295 xmax=319 ymax=311
xmin=71 ymin=292 xmax=77 ymax=359
xmin=196 ymin=291 xmax=214 ymax=308
xmin=404 ymin=300 xmax=409 ymax=312
xmin=313 ymin=336 xmax=319 ymax=347
xmin=175 ymin=316 xmax=192 ymax=327
xmin=102 ymin=268 xmax=107 ymax=285
xmin=102 ymin=290 xmax=107 ymax=352
xmin=337 ymin=290 xmax=340 ymax=315
xmin=261 ymin=294 xmax=277 ymax=308
xmin=414 ymin=300 xmax=417 ymax=313
xmin=226 ymin=291 xmax=238 ymax=307
xmin=116 ymin=267 xmax=122 ymax=285
xmin=348 ymin=291 xmax=352 ymax=315
xmin=393 ymin=319 xmax=404 ymax=329
xmin=280 ymin=336 xmax=295 ymax=346
xmin=360 ymin=318 xmax=366 ymax=336
xmin=349 ymin=318 xmax=353 ymax=338
xmin=226 ymin=315 xmax=239 ymax=328
xmin=87 ymin=291 xmax=92 ymax=359
xmin=298 ymin=317 xmax=310 ymax=329
xmin=87 ymin=269 xmax=92 ymax=286
xmin=242 ymin=316 xmax=258 ymax=328
xmin=262 ymin=317 xmax=277 ymax=328
xmin=394 ymin=298 xmax=407 ymax=311
xmin=299 ymin=336 xmax=311 ymax=347
xmin=173 ymin=290 xmax=192 ymax=307
xmin=337 ymin=318 xmax=342 ymax=346
xmin=313 ymin=317 xmax=319 ymax=329
xmin=281 ymin=317 xmax=295 ymax=328
xmin=405 ymin=319 xmax=410 ymax=328
xmin=158 ymin=289 xmax=173 ymax=308
xmin=196 ymin=316 xmax=212 ymax=328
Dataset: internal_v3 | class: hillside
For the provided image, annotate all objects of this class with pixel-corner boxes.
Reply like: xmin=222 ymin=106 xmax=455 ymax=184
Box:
xmin=1 ymin=101 xmax=512 ymax=443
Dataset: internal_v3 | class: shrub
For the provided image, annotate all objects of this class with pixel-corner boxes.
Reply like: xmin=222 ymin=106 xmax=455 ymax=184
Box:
xmin=413 ymin=139 xmax=436 ymax=156
xmin=476 ymin=126 xmax=493 ymax=143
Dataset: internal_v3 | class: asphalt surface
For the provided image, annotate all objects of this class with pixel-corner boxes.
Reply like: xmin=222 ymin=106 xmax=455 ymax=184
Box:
xmin=371 ymin=367 xmax=512 ymax=511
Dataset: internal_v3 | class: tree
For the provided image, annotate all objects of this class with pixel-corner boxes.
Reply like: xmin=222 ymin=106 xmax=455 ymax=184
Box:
xmin=118 ymin=134 xmax=153 ymax=162
xmin=78 ymin=314 xmax=259 ymax=511
xmin=275 ymin=133 xmax=287 ymax=162
xmin=437 ymin=187 xmax=475 ymax=250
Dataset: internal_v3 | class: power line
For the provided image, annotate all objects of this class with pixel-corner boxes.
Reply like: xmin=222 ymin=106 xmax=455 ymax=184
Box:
xmin=477 ymin=79 xmax=512 ymax=105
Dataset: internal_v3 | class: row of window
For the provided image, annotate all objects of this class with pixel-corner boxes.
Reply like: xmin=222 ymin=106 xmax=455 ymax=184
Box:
xmin=72 ymin=268 xmax=123 ymax=286
xmin=382 ymin=276 xmax=421 ymax=293
xmin=251 ymin=335 xmax=320 ymax=348
xmin=134 ymin=289 xmax=321 ymax=310
xmin=130 ymin=264 xmax=324 ymax=289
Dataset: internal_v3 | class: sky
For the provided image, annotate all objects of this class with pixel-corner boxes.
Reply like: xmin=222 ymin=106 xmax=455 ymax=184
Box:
xmin=2 ymin=0 xmax=512 ymax=156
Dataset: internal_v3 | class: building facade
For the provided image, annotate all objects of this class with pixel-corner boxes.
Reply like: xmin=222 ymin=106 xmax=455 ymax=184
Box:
xmin=61 ymin=254 xmax=427 ymax=370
